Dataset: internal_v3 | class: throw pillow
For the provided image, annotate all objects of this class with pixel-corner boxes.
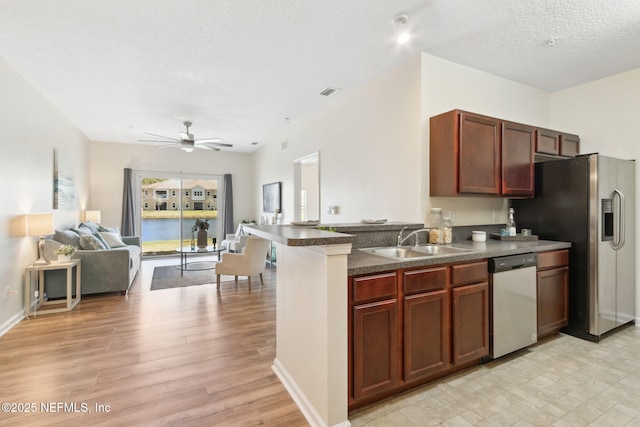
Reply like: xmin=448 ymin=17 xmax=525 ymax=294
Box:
xmin=79 ymin=233 xmax=108 ymax=250
xmin=98 ymin=225 xmax=121 ymax=235
xmin=54 ymin=229 xmax=81 ymax=246
xmin=72 ymin=225 xmax=94 ymax=235
xmin=93 ymin=232 xmax=111 ymax=249
xmin=98 ymin=231 xmax=127 ymax=248
xmin=80 ymin=221 xmax=100 ymax=234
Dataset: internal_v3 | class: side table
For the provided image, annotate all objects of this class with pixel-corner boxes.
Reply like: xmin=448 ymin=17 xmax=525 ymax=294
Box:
xmin=24 ymin=259 xmax=81 ymax=317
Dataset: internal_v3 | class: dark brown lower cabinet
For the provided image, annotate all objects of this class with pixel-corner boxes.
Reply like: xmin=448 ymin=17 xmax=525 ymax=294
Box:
xmin=404 ymin=290 xmax=450 ymax=383
xmin=536 ymin=250 xmax=569 ymax=338
xmin=452 ymin=282 xmax=490 ymax=365
xmin=350 ymin=260 xmax=489 ymax=410
xmin=352 ymin=299 xmax=399 ymax=400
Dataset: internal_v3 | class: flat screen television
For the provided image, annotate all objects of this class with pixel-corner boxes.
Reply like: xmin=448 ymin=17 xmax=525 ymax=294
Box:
xmin=263 ymin=182 xmax=281 ymax=213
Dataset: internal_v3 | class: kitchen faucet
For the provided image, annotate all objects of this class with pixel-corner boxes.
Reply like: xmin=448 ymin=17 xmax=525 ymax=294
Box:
xmin=397 ymin=228 xmax=430 ymax=246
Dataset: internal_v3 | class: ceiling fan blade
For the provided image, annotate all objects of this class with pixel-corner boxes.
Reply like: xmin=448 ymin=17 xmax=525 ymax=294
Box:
xmin=198 ymin=144 xmax=221 ymax=151
xmin=195 ymin=138 xmax=224 ymax=144
xmin=144 ymin=132 xmax=180 ymax=142
xmin=207 ymin=142 xmax=233 ymax=148
xmin=158 ymin=143 xmax=180 ymax=149
xmin=138 ymin=139 xmax=177 ymax=143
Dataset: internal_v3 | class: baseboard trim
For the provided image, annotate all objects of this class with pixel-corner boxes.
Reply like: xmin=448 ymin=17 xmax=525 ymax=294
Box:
xmin=272 ymin=358 xmax=350 ymax=427
xmin=0 ymin=310 xmax=25 ymax=338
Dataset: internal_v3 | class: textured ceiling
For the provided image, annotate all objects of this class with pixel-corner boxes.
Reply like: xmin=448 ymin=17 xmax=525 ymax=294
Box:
xmin=1 ymin=0 xmax=639 ymax=152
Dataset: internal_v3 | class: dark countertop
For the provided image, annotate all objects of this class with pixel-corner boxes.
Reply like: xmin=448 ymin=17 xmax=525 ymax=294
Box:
xmin=243 ymin=224 xmax=571 ymax=276
xmin=348 ymin=239 xmax=571 ymax=275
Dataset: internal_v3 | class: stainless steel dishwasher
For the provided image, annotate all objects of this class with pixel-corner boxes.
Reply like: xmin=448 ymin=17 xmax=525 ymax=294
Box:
xmin=489 ymin=253 xmax=538 ymax=358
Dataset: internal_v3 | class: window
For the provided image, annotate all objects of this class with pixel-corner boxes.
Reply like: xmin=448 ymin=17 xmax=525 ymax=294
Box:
xmin=144 ymin=202 xmax=149 ymax=209
xmin=194 ymin=190 xmax=203 ymax=197
xmin=184 ymin=203 xmax=190 ymax=209
xmin=206 ymin=191 xmax=211 ymax=197
xmin=184 ymin=190 xmax=190 ymax=197
xmin=171 ymin=190 xmax=177 ymax=197
xmin=155 ymin=190 xmax=168 ymax=199
xmin=144 ymin=190 xmax=149 ymax=196
xmin=171 ymin=202 xmax=177 ymax=209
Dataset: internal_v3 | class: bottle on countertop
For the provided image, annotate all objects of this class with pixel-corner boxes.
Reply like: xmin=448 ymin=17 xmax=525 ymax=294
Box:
xmin=506 ymin=207 xmax=516 ymax=236
xmin=429 ymin=208 xmax=443 ymax=244
xmin=442 ymin=215 xmax=453 ymax=244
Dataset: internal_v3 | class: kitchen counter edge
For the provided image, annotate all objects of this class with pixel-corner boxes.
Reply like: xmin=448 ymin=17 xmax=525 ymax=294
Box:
xmin=243 ymin=224 xmax=354 ymax=246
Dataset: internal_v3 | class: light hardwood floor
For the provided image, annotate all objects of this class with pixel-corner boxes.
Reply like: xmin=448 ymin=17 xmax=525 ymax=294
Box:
xmin=0 ymin=256 xmax=309 ymax=426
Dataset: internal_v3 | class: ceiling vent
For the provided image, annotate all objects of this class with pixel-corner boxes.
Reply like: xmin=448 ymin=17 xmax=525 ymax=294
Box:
xmin=319 ymin=87 xmax=338 ymax=97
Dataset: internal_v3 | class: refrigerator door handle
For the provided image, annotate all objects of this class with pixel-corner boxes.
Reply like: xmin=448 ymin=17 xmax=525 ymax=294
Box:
xmin=613 ymin=188 xmax=625 ymax=250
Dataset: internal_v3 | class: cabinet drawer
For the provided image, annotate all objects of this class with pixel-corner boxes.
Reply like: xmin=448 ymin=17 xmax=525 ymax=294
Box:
xmin=451 ymin=261 xmax=488 ymax=287
xmin=403 ymin=267 xmax=448 ymax=295
xmin=353 ymin=273 xmax=397 ymax=304
xmin=537 ymin=250 xmax=569 ymax=270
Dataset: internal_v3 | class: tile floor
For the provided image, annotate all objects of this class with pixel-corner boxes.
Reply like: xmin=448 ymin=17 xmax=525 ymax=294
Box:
xmin=349 ymin=326 xmax=640 ymax=427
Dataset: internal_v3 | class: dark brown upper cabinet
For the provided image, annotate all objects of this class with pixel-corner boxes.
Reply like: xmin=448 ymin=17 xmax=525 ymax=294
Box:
xmin=430 ymin=109 xmax=579 ymax=198
xmin=536 ymin=128 xmax=580 ymax=158
xmin=560 ymin=133 xmax=580 ymax=157
xmin=535 ymin=128 xmax=560 ymax=155
xmin=430 ymin=110 xmax=533 ymax=197
xmin=502 ymin=121 xmax=535 ymax=196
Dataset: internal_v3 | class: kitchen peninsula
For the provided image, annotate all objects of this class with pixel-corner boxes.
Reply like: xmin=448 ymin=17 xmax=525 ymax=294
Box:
xmin=244 ymin=224 xmax=571 ymax=427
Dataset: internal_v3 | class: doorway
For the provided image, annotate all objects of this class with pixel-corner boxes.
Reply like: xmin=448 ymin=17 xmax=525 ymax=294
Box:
xmin=294 ymin=152 xmax=320 ymax=221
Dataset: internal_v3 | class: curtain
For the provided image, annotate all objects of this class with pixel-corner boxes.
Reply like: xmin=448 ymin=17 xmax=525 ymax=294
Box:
xmin=222 ymin=174 xmax=234 ymax=236
xmin=121 ymin=168 xmax=135 ymax=236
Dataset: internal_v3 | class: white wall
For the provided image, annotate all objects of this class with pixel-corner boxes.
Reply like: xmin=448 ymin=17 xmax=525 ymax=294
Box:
xmin=88 ymin=141 xmax=255 ymax=231
xmin=550 ymin=68 xmax=640 ymax=324
xmin=0 ymin=58 xmax=90 ymax=332
xmin=253 ymin=55 xmax=423 ymax=224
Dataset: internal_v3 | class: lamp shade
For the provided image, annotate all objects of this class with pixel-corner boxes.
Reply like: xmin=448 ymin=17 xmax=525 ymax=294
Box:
xmin=84 ymin=210 xmax=101 ymax=223
xmin=26 ymin=213 xmax=55 ymax=237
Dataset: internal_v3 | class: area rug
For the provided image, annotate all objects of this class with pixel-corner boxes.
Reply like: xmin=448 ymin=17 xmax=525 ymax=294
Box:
xmin=150 ymin=264 xmax=233 ymax=291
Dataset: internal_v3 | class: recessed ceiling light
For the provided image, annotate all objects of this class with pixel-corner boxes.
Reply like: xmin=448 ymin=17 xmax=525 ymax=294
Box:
xmin=392 ymin=14 xmax=410 ymax=44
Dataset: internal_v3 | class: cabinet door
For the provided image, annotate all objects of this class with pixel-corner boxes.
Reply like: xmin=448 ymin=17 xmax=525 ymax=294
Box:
xmin=353 ymin=299 xmax=399 ymax=399
xmin=404 ymin=290 xmax=450 ymax=383
xmin=458 ymin=112 xmax=501 ymax=195
xmin=560 ymin=133 xmax=580 ymax=157
xmin=535 ymin=128 xmax=560 ymax=155
xmin=537 ymin=266 xmax=569 ymax=338
xmin=502 ymin=121 xmax=534 ymax=197
xmin=452 ymin=282 xmax=489 ymax=365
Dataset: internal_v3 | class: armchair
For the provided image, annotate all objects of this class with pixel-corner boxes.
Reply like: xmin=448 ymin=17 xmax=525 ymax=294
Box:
xmin=221 ymin=223 xmax=246 ymax=253
xmin=215 ymin=236 xmax=271 ymax=291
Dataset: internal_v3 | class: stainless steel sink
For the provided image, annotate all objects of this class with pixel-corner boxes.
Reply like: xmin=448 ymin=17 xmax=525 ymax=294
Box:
xmin=412 ymin=244 xmax=473 ymax=255
xmin=362 ymin=247 xmax=429 ymax=259
xmin=361 ymin=245 xmax=473 ymax=260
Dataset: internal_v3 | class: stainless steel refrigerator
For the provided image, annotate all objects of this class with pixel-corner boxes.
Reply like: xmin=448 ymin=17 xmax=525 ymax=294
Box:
xmin=513 ymin=154 xmax=635 ymax=341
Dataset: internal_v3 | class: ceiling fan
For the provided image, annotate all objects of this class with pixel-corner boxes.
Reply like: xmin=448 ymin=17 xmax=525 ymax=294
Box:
xmin=138 ymin=121 xmax=232 ymax=152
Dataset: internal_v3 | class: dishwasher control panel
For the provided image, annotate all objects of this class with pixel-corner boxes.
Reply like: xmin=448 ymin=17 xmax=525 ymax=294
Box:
xmin=489 ymin=253 xmax=537 ymax=273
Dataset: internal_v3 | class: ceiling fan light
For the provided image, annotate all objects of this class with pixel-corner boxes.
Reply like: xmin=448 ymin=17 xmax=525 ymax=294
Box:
xmin=183 ymin=147 xmax=194 ymax=153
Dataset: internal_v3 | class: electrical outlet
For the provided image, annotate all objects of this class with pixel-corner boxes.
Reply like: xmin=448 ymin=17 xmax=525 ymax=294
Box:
xmin=34 ymin=290 xmax=39 ymax=298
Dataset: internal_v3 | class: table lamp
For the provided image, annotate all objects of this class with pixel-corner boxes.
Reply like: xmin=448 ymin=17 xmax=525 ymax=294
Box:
xmin=26 ymin=213 xmax=55 ymax=265
xmin=84 ymin=210 xmax=101 ymax=224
